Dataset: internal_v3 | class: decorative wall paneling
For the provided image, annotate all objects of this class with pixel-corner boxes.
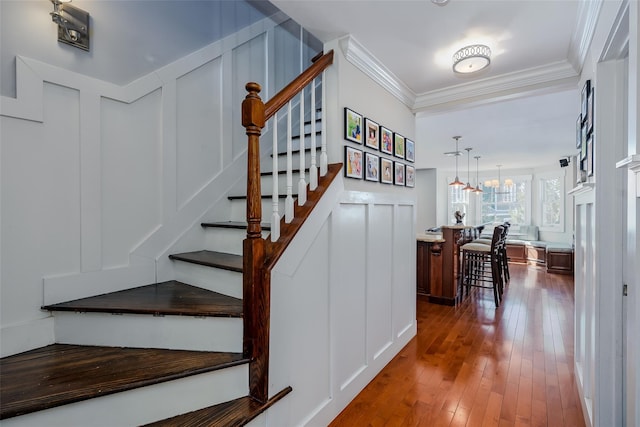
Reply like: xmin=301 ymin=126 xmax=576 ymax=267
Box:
xmin=266 ymin=190 xmax=417 ymax=426
xmin=0 ymin=12 xmax=320 ymax=356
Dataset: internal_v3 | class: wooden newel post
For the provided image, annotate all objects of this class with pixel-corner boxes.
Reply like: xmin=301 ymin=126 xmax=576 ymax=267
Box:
xmin=241 ymin=82 xmax=269 ymax=403
xmin=242 ymin=82 xmax=265 ymax=239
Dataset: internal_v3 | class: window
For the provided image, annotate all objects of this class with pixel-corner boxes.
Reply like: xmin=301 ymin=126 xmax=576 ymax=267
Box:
xmin=538 ymin=171 xmax=565 ymax=232
xmin=479 ymin=175 xmax=531 ymax=225
xmin=447 ymin=180 xmax=469 ymax=224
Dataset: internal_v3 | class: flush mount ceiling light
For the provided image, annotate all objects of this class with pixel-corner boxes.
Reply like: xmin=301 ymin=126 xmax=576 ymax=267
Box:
xmin=453 ymin=44 xmax=491 ymax=74
xmin=431 ymin=0 xmax=450 ymax=5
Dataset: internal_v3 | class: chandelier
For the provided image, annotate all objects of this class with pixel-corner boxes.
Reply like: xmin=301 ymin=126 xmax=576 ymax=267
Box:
xmin=484 ymin=165 xmax=513 ymax=194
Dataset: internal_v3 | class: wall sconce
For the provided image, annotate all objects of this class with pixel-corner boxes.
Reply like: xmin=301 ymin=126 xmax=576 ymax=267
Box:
xmin=50 ymin=0 xmax=90 ymax=51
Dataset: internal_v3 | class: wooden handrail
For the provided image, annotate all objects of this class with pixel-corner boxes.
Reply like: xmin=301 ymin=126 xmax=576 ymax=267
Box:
xmin=264 ymin=50 xmax=333 ymax=121
xmin=240 ymin=49 xmax=334 ymax=404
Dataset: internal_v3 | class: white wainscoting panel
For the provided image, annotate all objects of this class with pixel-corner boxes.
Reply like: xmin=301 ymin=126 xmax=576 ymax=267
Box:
xmin=176 ymin=57 xmax=224 ymax=210
xmin=267 ymin=189 xmax=417 ymax=427
xmin=232 ymin=33 xmax=268 ymax=159
xmin=332 ymin=202 xmax=368 ymax=392
xmin=100 ymin=90 xmax=162 ymax=269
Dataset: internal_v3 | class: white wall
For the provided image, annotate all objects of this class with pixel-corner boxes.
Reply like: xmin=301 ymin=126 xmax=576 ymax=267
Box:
xmin=262 ymin=36 xmax=418 ymax=426
xmin=0 ymin=1 xmax=278 ymax=97
xmin=323 ymin=37 xmax=417 ymax=194
xmin=572 ymin=1 xmax=638 ymax=426
xmin=0 ymin=8 xmax=319 ymax=357
xmin=268 ymin=186 xmax=417 ymax=427
xmin=416 ymin=168 xmax=437 ymax=233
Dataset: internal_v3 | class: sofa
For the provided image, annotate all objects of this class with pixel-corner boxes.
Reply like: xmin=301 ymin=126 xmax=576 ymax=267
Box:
xmin=479 ymin=224 xmax=573 ymax=274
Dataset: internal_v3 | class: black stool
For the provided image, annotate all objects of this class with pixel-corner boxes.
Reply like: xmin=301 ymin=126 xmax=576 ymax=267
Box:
xmin=459 ymin=225 xmax=504 ymax=307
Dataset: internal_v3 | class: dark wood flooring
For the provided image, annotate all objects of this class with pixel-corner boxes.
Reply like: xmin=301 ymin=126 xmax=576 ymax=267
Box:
xmin=330 ymin=264 xmax=585 ymax=427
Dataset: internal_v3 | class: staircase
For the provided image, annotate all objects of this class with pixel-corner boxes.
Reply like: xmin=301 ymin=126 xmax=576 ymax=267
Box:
xmin=0 ymin=52 xmax=336 ymax=426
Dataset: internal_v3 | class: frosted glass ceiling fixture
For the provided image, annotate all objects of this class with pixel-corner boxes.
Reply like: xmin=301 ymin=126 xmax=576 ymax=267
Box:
xmin=453 ymin=44 xmax=491 ymax=74
xmin=431 ymin=0 xmax=450 ymax=5
xmin=448 ymin=136 xmax=464 ymax=187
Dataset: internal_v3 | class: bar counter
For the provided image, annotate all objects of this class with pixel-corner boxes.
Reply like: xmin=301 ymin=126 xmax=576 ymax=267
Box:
xmin=417 ymin=225 xmax=481 ymax=305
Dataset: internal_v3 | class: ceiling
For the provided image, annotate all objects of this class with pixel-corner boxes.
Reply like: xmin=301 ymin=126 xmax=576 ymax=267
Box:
xmin=270 ymin=0 xmax=596 ymax=171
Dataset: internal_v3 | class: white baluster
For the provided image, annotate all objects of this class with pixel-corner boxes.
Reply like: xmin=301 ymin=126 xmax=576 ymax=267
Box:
xmin=320 ymin=71 xmax=328 ymax=176
xmin=285 ymin=101 xmax=294 ymax=223
xmin=298 ymin=88 xmax=307 ymax=206
xmin=309 ymin=78 xmax=318 ymax=191
xmin=270 ymin=112 xmax=280 ymax=242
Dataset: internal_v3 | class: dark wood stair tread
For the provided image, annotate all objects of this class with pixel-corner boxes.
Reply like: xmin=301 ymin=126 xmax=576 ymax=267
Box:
xmin=144 ymin=387 xmax=292 ymax=427
xmin=201 ymin=221 xmax=270 ymax=231
xmin=42 ymin=281 xmax=242 ymax=318
xmin=0 ymin=344 xmax=248 ymax=419
xmin=260 ymin=168 xmax=308 ymax=176
xmin=170 ymin=250 xmax=243 ymax=272
xmin=271 ymin=147 xmax=317 ymax=157
xmin=227 ymin=194 xmax=297 ymax=201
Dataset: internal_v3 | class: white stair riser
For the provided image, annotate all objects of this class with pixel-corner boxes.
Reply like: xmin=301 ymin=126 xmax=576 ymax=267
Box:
xmin=53 ymin=312 xmax=242 ymax=352
xmin=0 ymin=365 xmax=248 ymax=427
xmin=173 ymin=262 xmax=243 ymax=299
xmin=268 ymin=149 xmax=321 ymax=174
xmin=274 ymin=133 xmax=321 ymax=154
xmin=203 ymin=227 xmax=269 ymax=255
xmin=229 ymin=198 xmax=288 ymax=224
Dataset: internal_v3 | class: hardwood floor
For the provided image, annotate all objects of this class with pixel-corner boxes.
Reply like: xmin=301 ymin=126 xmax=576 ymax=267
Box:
xmin=330 ymin=264 xmax=584 ymax=427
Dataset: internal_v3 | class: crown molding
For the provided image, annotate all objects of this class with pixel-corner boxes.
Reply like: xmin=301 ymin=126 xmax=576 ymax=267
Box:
xmin=412 ymin=60 xmax=579 ymax=113
xmin=567 ymin=0 xmax=604 ymax=73
xmin=339 ymin=35 xmax=416 ymax=109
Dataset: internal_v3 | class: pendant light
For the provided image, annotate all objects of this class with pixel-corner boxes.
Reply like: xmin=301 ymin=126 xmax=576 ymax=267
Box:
xmin=448 ymin=136 xmax=464 ymax=187
xmin=463 ymin=147 xmax=474 ymax=191
xmin=473 ymin=156 xmax=483 ymax=194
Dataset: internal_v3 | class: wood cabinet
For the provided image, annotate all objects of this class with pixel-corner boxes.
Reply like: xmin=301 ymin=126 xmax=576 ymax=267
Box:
xmin=418 ymin=226 xmax=478 ymax=306
xmin=416 ymin=240 xmax=443 ymax=297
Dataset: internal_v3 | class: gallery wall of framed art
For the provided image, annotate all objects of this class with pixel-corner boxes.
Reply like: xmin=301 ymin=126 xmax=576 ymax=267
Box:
xmin=576 ymin=80 xmax=595 ymax=183
xmin=343 ymin=107 xmax=415 ymax=188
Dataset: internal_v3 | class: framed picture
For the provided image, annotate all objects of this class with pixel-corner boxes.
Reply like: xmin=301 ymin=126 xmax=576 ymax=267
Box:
xmin=364 ymin=118 xmax=379 ymax=150
xmin=405 ymin=165 xmax=415 ymax=187
xmin=576 ymin=114 xmax=582 ymax=149
xmin=344 ymin=108 xmax=363 ymax=144
xmin=587 ymin=135 xmax=594 ymax=176
xmin=394 ymin=162 xmax=405 ymax=186
xmin=394 ymin=133 xmax=405 ymax=159
xmin=581 ymin=126 xmax=588 ymax=161
xmin=576 ymin=161 xmax=585 ymax=184
xmin=581 ymin=80 xmax=590 ymax=122
xmin=586 ymin=85 xmax=594 ymax=135
xmin=381 ymin=158 xmax=393 ymax=184
xmin=380 ymin=127 xmax=393 ymax=155
xmin=365 ymin=152 xmax=380 ymax=182
xmin=405 ymin=139 xmax=415 ymax=162
xmin=344 ymin=146 xmax=363 ymax=179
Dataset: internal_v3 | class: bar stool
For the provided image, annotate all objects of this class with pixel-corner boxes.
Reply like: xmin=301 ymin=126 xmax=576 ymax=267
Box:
xmin=459 ymin=225 xmax=504 ymax=307
xmin=472 ymin=222 xmax=510 ymax=290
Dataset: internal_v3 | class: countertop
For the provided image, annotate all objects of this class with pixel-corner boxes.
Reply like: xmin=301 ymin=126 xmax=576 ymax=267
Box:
xmin=416 ymin=233 xmax=445 ymax=243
